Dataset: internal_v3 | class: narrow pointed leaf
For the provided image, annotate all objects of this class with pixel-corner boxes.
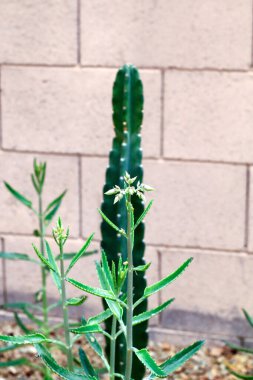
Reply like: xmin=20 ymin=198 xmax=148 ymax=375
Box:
xmin=66 ymin=295 xmax=87 ymax=306
xmin=134 ymin=348 xmax=166 ymax=377
xmin=144 ymin=258 xmax=193 ymax=298
xmin=71 ymin=324 xmax=104 ymax=334
xmin=32 ymin=244 xmax=56 ymax=272
xmin=31 ymin=173 xmax=40 ymax=194
xmin=96 ymin=261 xmax=122 ymax=319
xmin=1 ymin=302 xmax=42 ymax=311
xmin=149 ymin=340 xmax=205 ymax=378
xmin=81 ymin=318 xmax=110 ymax=371
xmin=88 ymin=309 xmax=113 ymax=325
xmin=22 ymin=306 xmax=44 ymax=326
xmin=55 ymin=250 xmax=97 ymax=261
xmin=0 ymin=252 xmax=39 ymax=264
xmin=44 ymin=202 xmax=61 ymax=223
xmin=66 ymin=277 xmax=116 ymax=300
xmin=45 ymin=241 xmax=61 ymax=292
xmin=226 ymin=365 xmax=253 ymax=380
xmin=225 ymin=341 xmax=253 ymax=355
xmin=134 ymin=262 xmax=151 ymax=272
xmin=79 ymin=347 xmax=97 ymax=377
xmin=98 ymin=208 xmax=126 ymax=236
xmin=45 ymin=190 xmax=67 ymax=212
xmin=14 ymin=312 xmax=31 ymax=333
xmin=0 ymin=333 xmax=47 ymax=345
xmin=0 ymin=358 xmax=30 ymax=367
xmin=101 ymin=250 xmax=114 ymax=290
xmin=0 ymin=343 xmax=20 ymax=353
xmin=243 ymin=308 xmax=253 ymax=328
xmin=133 ymin=299 xmax=175 ymax=326
xmin=4 ymin=182 xmax=32 ymax=208
xmin=40 ymin=162 xmax=47 ymax=188
xmin=134 ymin=200 xmax=153 ymax=230
xmin=35 ymin=344 xmax=91 ymax=380
xmin=65 ymin=233 xmax=94 ymax=275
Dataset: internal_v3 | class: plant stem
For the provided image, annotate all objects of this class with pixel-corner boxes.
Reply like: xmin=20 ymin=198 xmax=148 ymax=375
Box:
xmin=110 ymin=315 xmax=117 ymax=380
xmin=125 ymin=197 xmax=134 ymax=380
xmin=38 ymin=194 xmax=48 ymax=333
xmin=59 ymin=238 xmax=74 ymax=371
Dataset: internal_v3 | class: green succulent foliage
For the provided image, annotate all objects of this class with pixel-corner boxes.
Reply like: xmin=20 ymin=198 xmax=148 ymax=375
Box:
xmin=100 ymin=64 xmax=147 ymax=378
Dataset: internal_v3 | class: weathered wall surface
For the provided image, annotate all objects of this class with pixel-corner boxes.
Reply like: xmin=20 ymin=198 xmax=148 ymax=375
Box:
xmin=0 ymin=0 xmax=253 ymax=345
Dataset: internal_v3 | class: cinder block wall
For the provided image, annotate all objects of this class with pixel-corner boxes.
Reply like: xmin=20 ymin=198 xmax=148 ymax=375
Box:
xmin=0 ymin=0 xmax=253 ymax=345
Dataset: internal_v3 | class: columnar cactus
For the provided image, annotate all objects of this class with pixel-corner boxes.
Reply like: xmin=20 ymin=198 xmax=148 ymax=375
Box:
xmin=100 ymin=64 xmax=147 ymax=379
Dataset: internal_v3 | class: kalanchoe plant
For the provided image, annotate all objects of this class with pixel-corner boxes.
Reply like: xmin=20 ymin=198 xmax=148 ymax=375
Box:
xmin=0 ymin=218 xmax=94 ymax=378
xmin=0 ymin=173 xmax=204 ymax=379
xmin=1 ymin=159 xmax=66 ymax=328
xmin=0 ymin=159 xmax=66 ymax=376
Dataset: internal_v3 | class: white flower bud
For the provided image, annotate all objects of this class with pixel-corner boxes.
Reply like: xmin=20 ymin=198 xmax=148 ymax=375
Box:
xmin=105 ymin=187 xmax=119 ymax=195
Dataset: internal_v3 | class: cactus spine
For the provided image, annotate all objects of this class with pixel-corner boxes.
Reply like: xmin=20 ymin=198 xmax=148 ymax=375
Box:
xmin=100 ymin=65 xmax=147 ymax=379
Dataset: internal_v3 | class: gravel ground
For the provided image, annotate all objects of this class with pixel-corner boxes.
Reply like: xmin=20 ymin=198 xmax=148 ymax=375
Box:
xmin=0 ymin=321 xmax=253 ymax=379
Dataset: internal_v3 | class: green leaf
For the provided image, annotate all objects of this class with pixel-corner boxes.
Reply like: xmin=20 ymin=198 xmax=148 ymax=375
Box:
xmin=22 ymin=306 xmax=44 ymax=327
xmin=31 ymin=173 xmax=40 ymax=194
xmin=0 ymin=333 xmax=48 ymax=345
xmin=226 ymin=367 xmax=253 ymax=379
xmin=55 ymin=250 xmax=97 ymax=261
xmin=71 ymin=324 xmax=104 ymax=334
xmin=101 ymin=250 xmax=114 ymax=291
xmin=133 ymin=299 xmax=175 ymax=326
xmin=66 ymin=296 xmax=87 ymax=307
xmin=0 ymin=358 xmax=30 ymax=367
xmin=98 ymin=208 xmax=126 ymax=237
xmin=45 ymin=190 xmax=67 ymax=213
xmin=0 ymin=343 xmax=20 ymax=353
xmin=0 ymin=252 xmax=39 ymax=264
xmin=1 ymin=302 xmax=42 ymax=311
xmin=4 ymin=182 xmax=32 ymax=208
xmin=81 ymin=318 xmax=110 ymax=371
xmin=32 ymin=244 xmax=56 ymax=272
xmin=14 ymin=312 xmax=31 ymax=334
xmin=79 ymin=347 xmax=97 ymax=377
xmin=225 ymin=341 xmax=253 ymax=355
xmin=65 ymin=233 xmax=94 ymax=276
xmin=144 ymin=258 xmax=193 ymax=298
xmin=88 ymin=309 xmax=113 ymax=325
xmin=66 ymin=277 xmax=116 ymax=301
xmin=243 ymin=308 xmax=253 ymax=328
xmin=35 ymin=344 xmax=92 ymax=380
xmin=44 ymin=203 xmax=61 ymax=223
xmin=134 ymin=348 xmax=166 ymax=377
xmin=134 ymin=262 xmax=151 ymax=272
xmin=134 ymin=200 xmax=153 ymax=230
xmin=40 ymin=162 xmax=47 ymax=189
xmin=148 ymin=340 xmax=205 ymax=379
xmin=95 ymin=261 xmax=122 ymax=319
xmin=45 ymin=241 xmax=61 ymax=292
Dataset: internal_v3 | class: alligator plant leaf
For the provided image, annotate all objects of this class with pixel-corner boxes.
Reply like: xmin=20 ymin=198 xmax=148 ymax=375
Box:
xmin=100 ymin=64 xmax=147 ymax=379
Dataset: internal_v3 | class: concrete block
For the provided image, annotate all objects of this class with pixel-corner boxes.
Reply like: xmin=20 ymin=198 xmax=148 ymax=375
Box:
xmin=164 ymin=71 xmax=253 ymax=163
xmin=0 ymin=0 xmax=77 ymax=64
xmin=2 ymin=67 xmax=161 ymax=157
xmin=160 ymin=248 xmax=253 ymax=339
xmin=81 ymin=0 xmax=252 ymax=69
